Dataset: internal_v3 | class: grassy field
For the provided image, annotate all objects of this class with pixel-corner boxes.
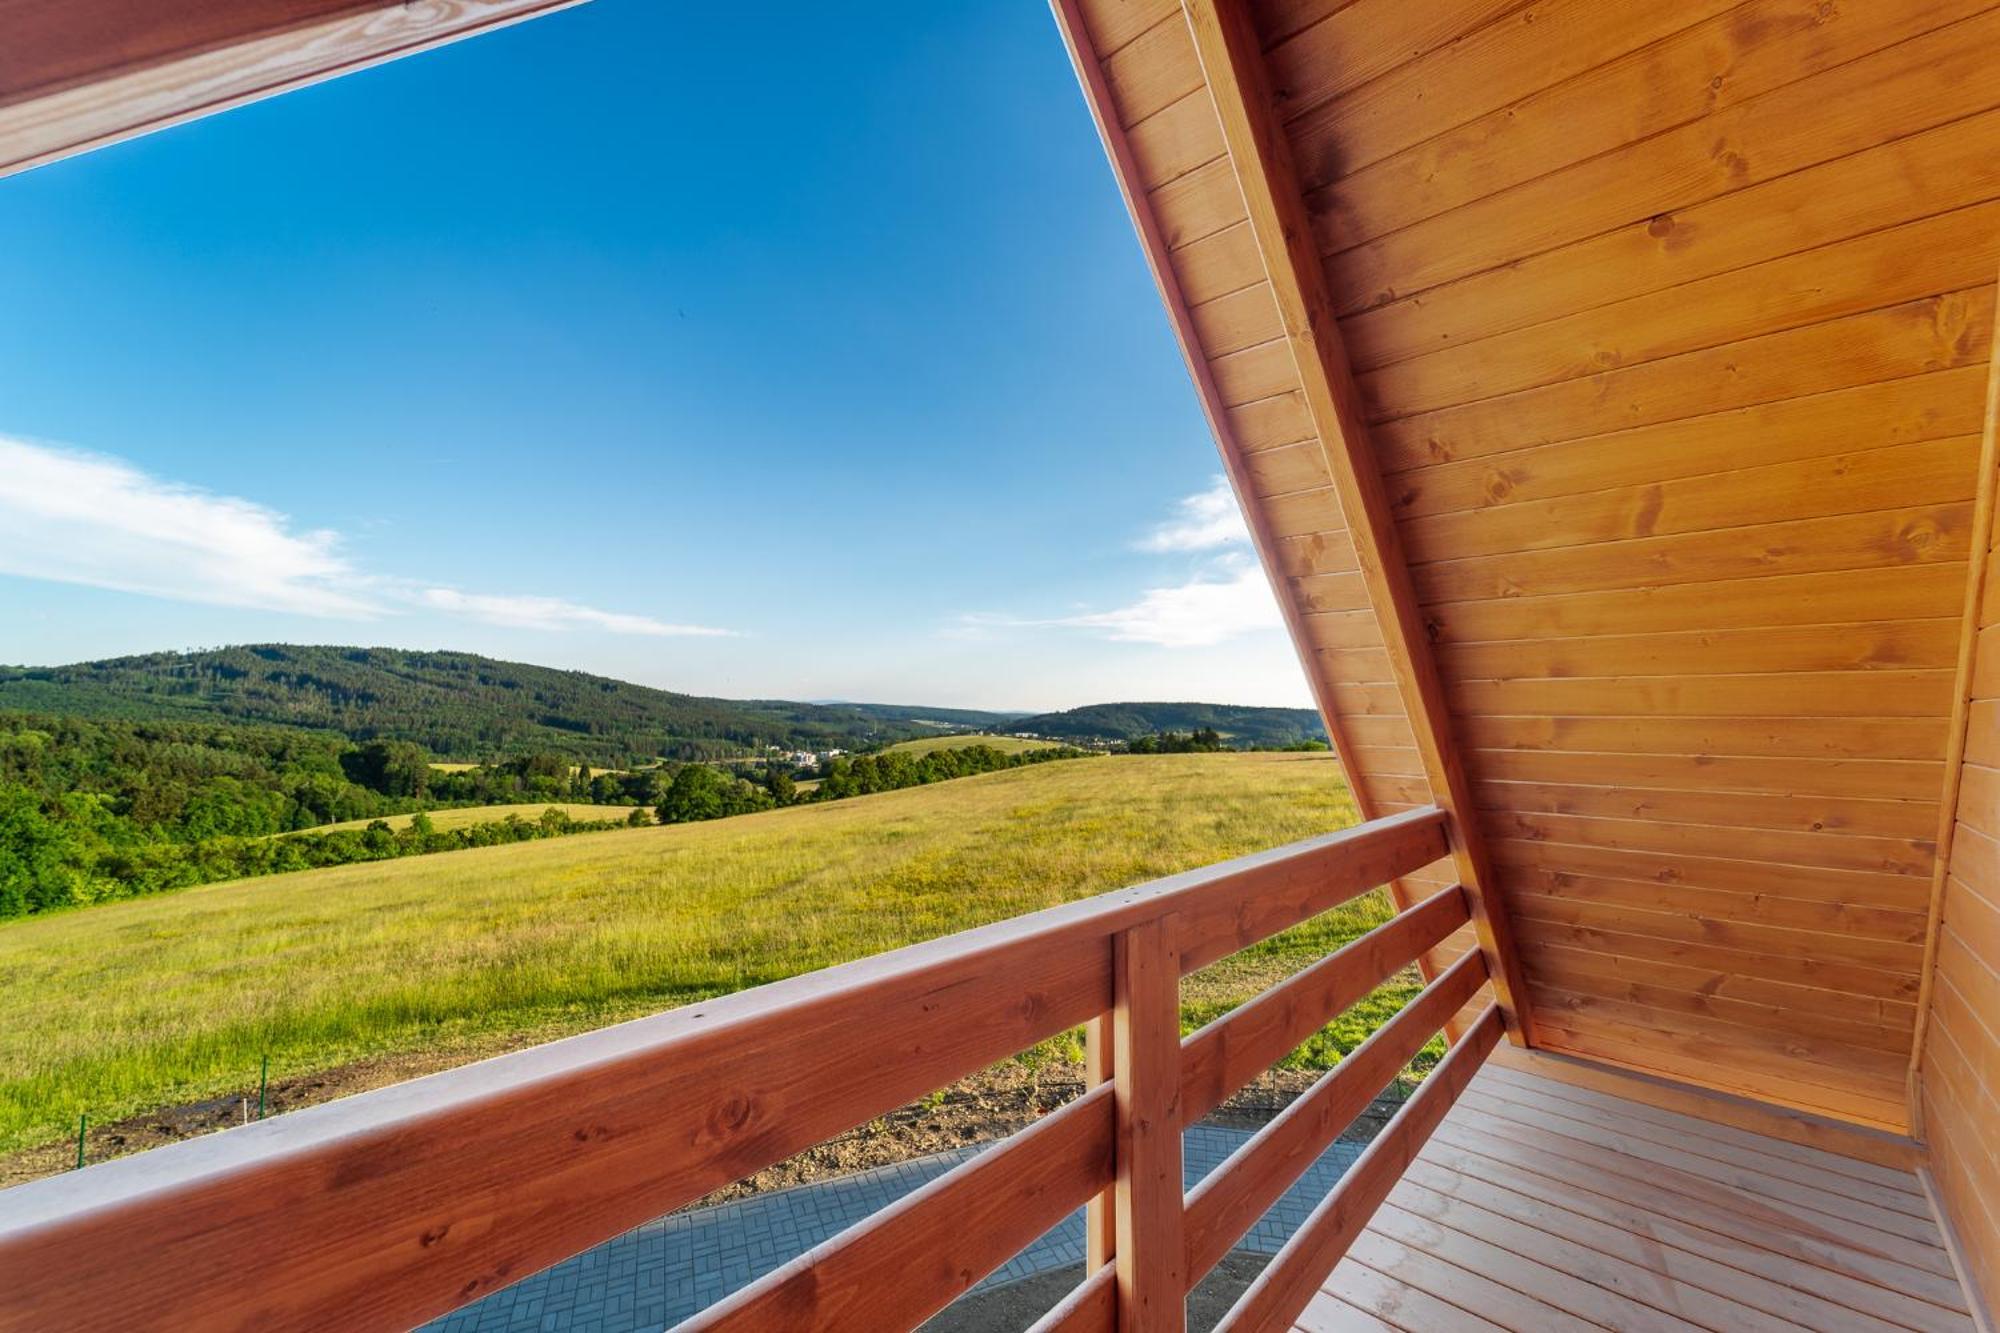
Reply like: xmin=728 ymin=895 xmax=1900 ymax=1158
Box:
xmin=881 ymin=733 xmax=1062 ymax=757
xmin=279 ymin=804 xmax=640 ymax=836
xmin=0 ymin=753 xmax=1397 ymax=1155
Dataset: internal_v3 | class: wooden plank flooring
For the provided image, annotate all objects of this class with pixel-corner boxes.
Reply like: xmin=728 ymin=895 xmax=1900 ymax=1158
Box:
xmin=1298 ymin=1061 xmax=1978 ymax=1332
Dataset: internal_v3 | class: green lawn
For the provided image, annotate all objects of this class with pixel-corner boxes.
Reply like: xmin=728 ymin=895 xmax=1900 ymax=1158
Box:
xmin=0 ymin=752 xmax=1408 ymax=1155
xmin=278 ymin=803 xmax=640 ymax=836
xmin=880 ymin=733 xmax=1063 ymax=757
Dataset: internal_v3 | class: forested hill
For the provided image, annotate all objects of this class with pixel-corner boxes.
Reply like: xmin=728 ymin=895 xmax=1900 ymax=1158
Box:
xmin=0 ymin=647 xmax=1012 ymax=765
xmin=1011 ymin=701 xmax=1326 ymax=748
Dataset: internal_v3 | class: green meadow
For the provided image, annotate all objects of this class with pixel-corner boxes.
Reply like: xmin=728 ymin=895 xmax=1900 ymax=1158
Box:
xmin=0 ymin=752 xmax=1413 ymax=1155
xmin=276 ymin=803 xmax=640 ymax=836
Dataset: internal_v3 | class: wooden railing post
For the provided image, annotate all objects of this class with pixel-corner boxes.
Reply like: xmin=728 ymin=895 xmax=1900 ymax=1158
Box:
xmin=1085 ymin=1013 xmax=1117 ymax=1274
xmin=1111 ymin=915 xmax=1186 ymax=1333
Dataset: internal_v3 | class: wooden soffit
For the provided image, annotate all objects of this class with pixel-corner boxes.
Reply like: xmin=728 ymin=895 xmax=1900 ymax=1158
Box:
xmin=0 ymin=0 xmax=586 ymax=177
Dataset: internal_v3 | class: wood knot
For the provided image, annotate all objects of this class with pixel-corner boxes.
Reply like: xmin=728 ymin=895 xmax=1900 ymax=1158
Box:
xmin=710 ymin=1095 xmax=756 ymax=1136
xmin=1895 ymin=517 xmax=1942 ymax=556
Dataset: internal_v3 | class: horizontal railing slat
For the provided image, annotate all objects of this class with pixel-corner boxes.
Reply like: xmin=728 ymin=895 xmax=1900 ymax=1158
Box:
xmin=1029 ymin=1261 xmax=1115 ymax=1333
xmin=0 ymin=808 xmax=1447 ymax=1333
xmin=1170 ymin=812 xmax=1449 ymax=976
xmin=1216 ymin=1004 xmax=1504 ymax=1333
xmin=1180 ymin=886 xmax=1470 ymax=1124
xmin=1182 ymin=951 xmax=1490 ymax=1283
xmin=681 ymin=1085 xmax=1115 ymax=1332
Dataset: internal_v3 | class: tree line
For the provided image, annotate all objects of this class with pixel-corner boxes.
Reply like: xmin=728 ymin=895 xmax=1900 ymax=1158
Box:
xmin=0 ymin=712 xmax=1095 ymax=920
xmin=0 ymin=645 xmax=983 ymax=766
xmin=1121 ymin=728 xmax=1328 ymax=754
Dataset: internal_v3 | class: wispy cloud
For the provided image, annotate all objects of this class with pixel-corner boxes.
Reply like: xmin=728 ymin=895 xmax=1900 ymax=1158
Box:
xmin=415 ymin=589 xmax=734 ymax=637
xmin=0 ymin=435 xmax=731 ymax=637
xmin=0 ymin=437 xmax=376 ymax=617
xmin=954 ymin=479 xmax=1282 ymax=648
xmin=1133 ymin=475 xmax=1250 ymax=553
xmin=1039 ymin=555 xmax=1280 ymax=647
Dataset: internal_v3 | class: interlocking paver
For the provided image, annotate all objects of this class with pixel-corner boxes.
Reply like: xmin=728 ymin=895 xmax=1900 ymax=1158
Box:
xmin=421 ymin=1123 xmax=1363 ymax=1332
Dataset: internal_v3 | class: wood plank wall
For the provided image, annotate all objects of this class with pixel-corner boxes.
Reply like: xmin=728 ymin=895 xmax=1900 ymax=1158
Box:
xmin=1259 ymin=0 xmax=2000 ymax=1133
xmin=1919 ymin=372 xmax=2000 ymax=1311
xmin=1068 ymin=0 xmax=2000 ymax=1131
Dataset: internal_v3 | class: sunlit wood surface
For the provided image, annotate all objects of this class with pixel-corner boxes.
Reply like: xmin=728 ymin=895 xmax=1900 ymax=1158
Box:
xmin=1061 ymin=0 xmax=2000 ymax=1139
xmin=1297 ymin=1058 xmax=1977 ymax=1332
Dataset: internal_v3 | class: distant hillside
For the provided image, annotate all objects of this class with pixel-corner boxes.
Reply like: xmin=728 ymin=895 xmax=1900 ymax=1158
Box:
xmin=0 ymin=646 xmax=1015 ymax=765
xmin=1011 ymin=702 xmax=1326 ymax=748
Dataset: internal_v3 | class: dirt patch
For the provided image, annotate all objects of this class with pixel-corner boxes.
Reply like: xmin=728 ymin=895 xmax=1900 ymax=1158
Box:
xmin=0 ymin=1041 xmax=534 ymax=1189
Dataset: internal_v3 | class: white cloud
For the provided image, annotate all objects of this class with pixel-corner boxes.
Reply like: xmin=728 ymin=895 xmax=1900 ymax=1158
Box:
xmin=0 ymin=437 xmax=377 ymax=617
xmin=1047 ymin=555 xmax=1282 ymax=647
xmin=955 ymin=478 xmax=1280 ymax=648
xmin=963 ymin=553 xmax=1283 ymax=648
xmin=1134 ymin=475 xmax=1250 ymax=553
xmin=0 ymin=435 xmax=730 ymax=638
xmin=415 ymin=589 xmax=735 ymax=638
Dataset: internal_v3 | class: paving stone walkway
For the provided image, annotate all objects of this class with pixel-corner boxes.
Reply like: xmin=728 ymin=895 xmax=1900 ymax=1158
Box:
xmin=425 ymin=1124 xmax=1365 ymax=1333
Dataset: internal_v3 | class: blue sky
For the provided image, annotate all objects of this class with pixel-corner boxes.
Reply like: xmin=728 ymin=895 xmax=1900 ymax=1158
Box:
xmin=0 ymin=2 xmax=1310 ymax=711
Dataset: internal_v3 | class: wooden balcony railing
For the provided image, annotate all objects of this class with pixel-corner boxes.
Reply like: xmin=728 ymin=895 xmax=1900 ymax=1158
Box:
xmin=0 ymin=804 xmax=1502 ymax=1333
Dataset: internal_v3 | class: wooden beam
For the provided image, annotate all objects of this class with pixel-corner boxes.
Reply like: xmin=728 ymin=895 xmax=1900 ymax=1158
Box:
xmin=1084 ymin=1013 xmax=1118 ymax=1274
xmin=1045 ymin=0 xmax=1450 ymax=993
xmin=1910 ymin=264 xmax=2000 ymax=1134
xmin=0 ymin=0 xmax=588 ymax=178
xmin=1111 ymin=917 xmax=1187 ymax=1333
xmin=1177 ymin=0 xmax=1536 ymax=1045
xmin=684 ymin=1086 xmax=1114 ymax=1332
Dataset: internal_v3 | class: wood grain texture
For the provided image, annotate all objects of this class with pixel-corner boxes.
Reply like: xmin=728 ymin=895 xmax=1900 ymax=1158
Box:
xmin=1184 ymin=0 xmax=1536 ymax=1047
xmin=685 ymin=1086 xmax=1114 ymax=1332
xmin=1112 ymin=918 xmax=1186 ymax=1333
xmin=1913 ymin=264 xmax=2000 ymax=1321
xmin=1303 ymin=1058 xmax=1976 ymax=1333
xmin=1051 ymin=0 xmax=1436 ymax=913
xmin=1072 ymin=0 xmax=2000 ymax=1135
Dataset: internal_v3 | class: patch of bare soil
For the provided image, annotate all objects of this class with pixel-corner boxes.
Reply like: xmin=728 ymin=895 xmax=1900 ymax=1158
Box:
xmin=0 ymin=1042 xmax=528 ymax=1189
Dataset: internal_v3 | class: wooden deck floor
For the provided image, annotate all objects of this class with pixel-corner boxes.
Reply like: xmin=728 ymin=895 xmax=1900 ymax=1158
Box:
xmin=1297 ymin=1058 xmax=1979 ymax=1332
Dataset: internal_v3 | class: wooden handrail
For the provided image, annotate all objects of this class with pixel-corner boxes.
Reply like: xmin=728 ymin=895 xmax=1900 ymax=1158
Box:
xmin=691 ymin=1085 xmax=1116 ymax=1331
xmin=0 ymin=808 xmax=1449 ymax=1332
xmin=1179 ymin=885 xmax=1470 ymax=1123
xmin=1031 ymin=1262 xmax=1115 ymax=1333
xmin=703 ymin=883 xmax=1480 ymax=1333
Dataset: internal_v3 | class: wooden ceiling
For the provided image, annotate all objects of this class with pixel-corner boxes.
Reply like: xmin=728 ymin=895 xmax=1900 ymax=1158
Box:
xmin=1058 ymin=0 xmax=2000 ymax=1133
